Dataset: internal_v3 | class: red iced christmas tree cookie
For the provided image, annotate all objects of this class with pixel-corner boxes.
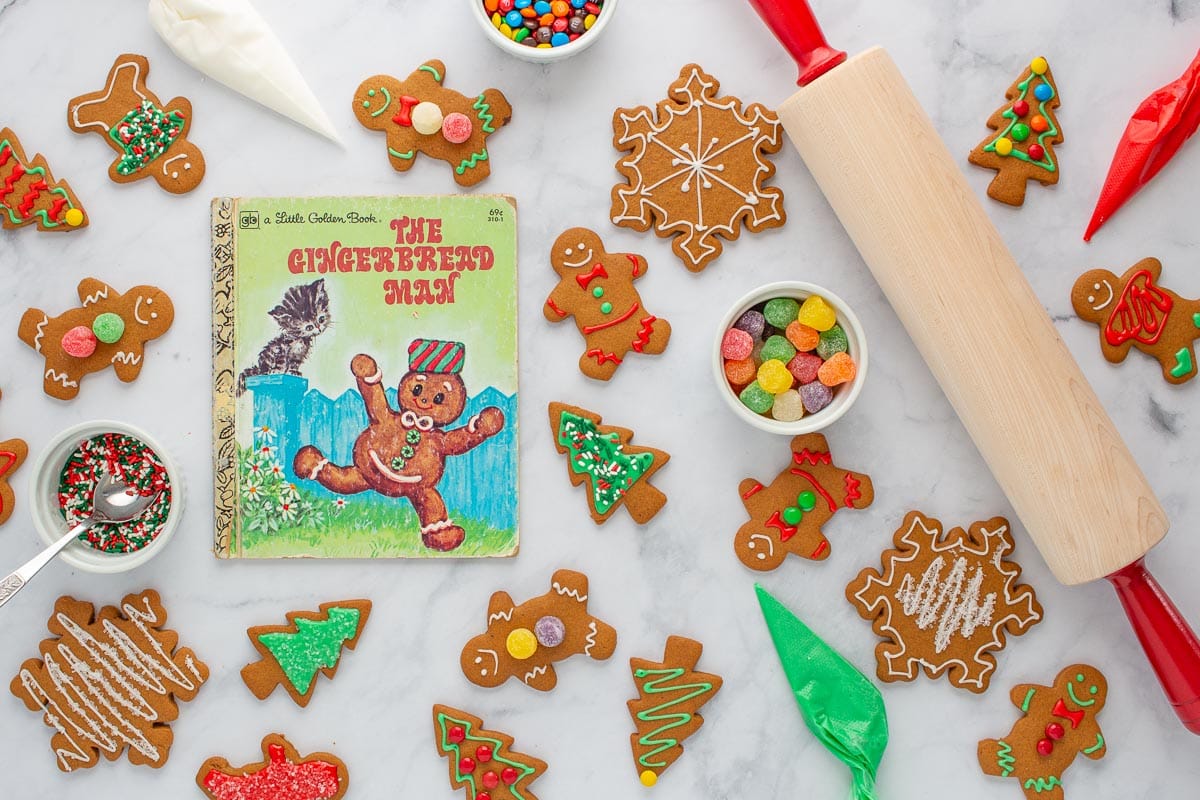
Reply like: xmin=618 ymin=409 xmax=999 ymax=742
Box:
xmin=432 ymin=705 xmax=547 ymax=800
xmin=197 ymin=734 xmax=349 ymax=800
xmin=0 ymin=128 xmax=87 ymax=232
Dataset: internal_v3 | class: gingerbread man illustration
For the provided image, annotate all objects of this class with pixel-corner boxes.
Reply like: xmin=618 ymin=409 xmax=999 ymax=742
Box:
xmin=67 ymin=54 xmax=205 ymax=194
xmin=979 ymin=664 xmax=1108 ymax=800
xmin=734 ymin=433 xmax=875 ymax=571
xmin=460 ymin=569 xmax=617 ymax=692
xmin=18 ymin=278 xmax=174 ymax=400
xmin=1071 ymin=257 xmax=1200 ymax=384
xmin=543 ymin=227 xmax=671 ymax=380
xmin=293 ymin=339 xmax=503 ymax=552
xmin=353 ymin=60 xmax=511 ymax=187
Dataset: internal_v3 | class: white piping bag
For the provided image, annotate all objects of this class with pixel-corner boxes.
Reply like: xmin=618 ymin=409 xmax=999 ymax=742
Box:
xmin=148 ymin=0 xmax=341 ymax=143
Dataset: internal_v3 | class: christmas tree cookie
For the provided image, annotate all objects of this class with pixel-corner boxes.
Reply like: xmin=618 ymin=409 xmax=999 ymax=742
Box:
xmin=627 ymin=636 xmax=722 ymax=787
xmin=968 ymin=56 xmax=1063 ymax=206
xmin=548 ymin=402 xmax=670 ymax=525
xmin=0 ymin=128 xmax=87 ymax=232
xmin=241 ymin=600 xmax=371 ymax=707
xmin=197 ymin=734 xmax=349 ymax=800
xmin=432 ymin=705 xmax=547 ymax=800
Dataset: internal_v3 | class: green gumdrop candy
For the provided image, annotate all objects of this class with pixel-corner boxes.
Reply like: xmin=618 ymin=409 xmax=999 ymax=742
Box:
xmin=760 ymin=334 xmax=798 ymax=364
xmin=816 ymin=324 xmax=848 ymax=360
xmin=92 ymin=312 xmax=125 ymax=344
xmin=739 ymin=381 xmax=774 ymax=414
xmin=763 ymin=297 xmax=801 ymax=328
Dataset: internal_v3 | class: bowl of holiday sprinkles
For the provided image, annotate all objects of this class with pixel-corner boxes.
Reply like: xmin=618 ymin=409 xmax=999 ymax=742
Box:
xmin=471 ymin=0 xmax=615 ymax=61
xmin=30 ymin=421 xmax=182 ymax=573
xmin=713 ymin=281 xmax=868 ymax=435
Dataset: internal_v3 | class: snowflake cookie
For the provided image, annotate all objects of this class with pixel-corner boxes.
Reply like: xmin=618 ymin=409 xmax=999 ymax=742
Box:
xmin=845 ymin=510 xmax=1043 ymax=693
xmin=611 ymin=64 xmax=786 ymax=272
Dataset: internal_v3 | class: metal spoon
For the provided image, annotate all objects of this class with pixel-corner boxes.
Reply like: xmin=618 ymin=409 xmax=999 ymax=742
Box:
xmin=0 ymin=470 xmax=162 ymax=609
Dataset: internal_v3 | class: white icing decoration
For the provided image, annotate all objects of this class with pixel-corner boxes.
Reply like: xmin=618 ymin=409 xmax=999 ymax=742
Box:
xmin=583 ymin=620 xmax=599 ymax=657
xmin=1090 ymin=279 xmax=1114 ymax=312
xmin=475 ymin=649 xmax=498 ymax=677
xmin=552 ymin=580 xmax=587 ymax=603
xmin=111 ymin=352 xmax=142 ymax=366
xmin=563 ymin=248 xmax=594 ymax=268
xmin=45 ymin=369 xmax=78 ymax=389
xmin=70 ymin=60 xmax=148 ymax=133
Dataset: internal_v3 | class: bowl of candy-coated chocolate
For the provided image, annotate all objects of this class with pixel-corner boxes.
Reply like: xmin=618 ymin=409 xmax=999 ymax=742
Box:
xmin=470 ymin=0 xmax=617 ymax=63
xmin=30 ymin=420 xmax=183 ymax=573
xmin=713 ymin=281 xmax=868 ymax=435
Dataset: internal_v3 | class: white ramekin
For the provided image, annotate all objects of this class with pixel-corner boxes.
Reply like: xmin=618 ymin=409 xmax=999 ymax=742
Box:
xmin=30 ymin=420 xmax=184 ymax=573
xmin=468 ymin=0 xmax=619 ymax=63
xmin=713 ymin=281 xmax=869 ymax=435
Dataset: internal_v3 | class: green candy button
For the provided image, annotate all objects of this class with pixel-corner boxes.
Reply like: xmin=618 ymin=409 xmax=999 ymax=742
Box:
xmin=600 ymin=301 xmax=613 ymax=314
xmin=92 ymin=312 xmax=125 ymax=344
xmin=798 ymin=490 xmax=816 ymax=511
xmin=782 ymin=506 xmax=803 ymax=525
xmin=593 ymin=286 xmax=604 ymax=298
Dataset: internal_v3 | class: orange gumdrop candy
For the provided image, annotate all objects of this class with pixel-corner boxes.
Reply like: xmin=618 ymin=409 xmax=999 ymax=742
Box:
xmin=817 ymin=352 xmax=856 ymax=387
xmin=785 ymin=321 xmax=820 ymax=352
xmin=724 ymin=357 xmax=756 ymax=387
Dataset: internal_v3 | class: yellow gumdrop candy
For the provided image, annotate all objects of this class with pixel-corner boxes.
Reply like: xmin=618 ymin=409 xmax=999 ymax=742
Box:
xmin=994 ymin=137 xmax=1014 ymax=156
xmin=757 ymin=359 xmax=794 ymax=394
xmin=63 ymin=208 xmax=84 ymax=227
xmin=506 ymin=628 xmax=538 ymax=660
xmin=1030 ymin=56 xmax=1048 ymax=75
xmin=640 ymin=770 xmax=658 ymax=787
xmin=797 ymin=295 xmax=837 ymax=332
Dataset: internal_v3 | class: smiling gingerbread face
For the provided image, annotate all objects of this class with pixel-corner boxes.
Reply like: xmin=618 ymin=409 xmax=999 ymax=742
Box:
xmin=398 ymin=371 xmax=466 ymax=426
xmin=551 ymin=227 xmax=605 ymax=277
xmin=1062 ymin=665 xmax=1107 ymax=712
xmin=130 ymin=286 xmax=175 ymax=338
xmin=352 ymin=75 xmax=405 ymax=132
xmin=1071 ymin=268 xmax=1119 ymax=322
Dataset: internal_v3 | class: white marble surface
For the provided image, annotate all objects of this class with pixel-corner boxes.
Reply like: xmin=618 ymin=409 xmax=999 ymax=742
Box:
xmin=1 ymin=0 xmax=1199 ymax=796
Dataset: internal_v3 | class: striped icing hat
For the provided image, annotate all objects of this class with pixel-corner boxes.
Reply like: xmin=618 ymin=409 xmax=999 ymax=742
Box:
xmin=407 ymin=339 xmax=465 ymax=374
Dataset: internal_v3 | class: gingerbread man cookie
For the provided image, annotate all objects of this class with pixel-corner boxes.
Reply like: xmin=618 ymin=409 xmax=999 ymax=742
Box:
xmin=544 ymin=227 xmax=671 ymax=380
xmin=0 ymin=128 xmax=87 ymax=232
xmin=0 ymin=393 xmax=27 ymax=529
xmin=979 ymin=664 xmax=1108 ymax=799
xmin=353 ymin=60 xmax=511 ymax=187
xmin=1071 ymin=257 xmax=1200 ymax=384
xmin=846 ymin=511 xmax=1043 ymax=693
xmin=67 ymin=54 xmax=205 ymax=194
xmin=734 ymin=433 xmax=874 ymax=571
xmin=460 ymin=569 xmax=617 ymax=692
xmin=18 ymin=278 xmax=175 ymax=400
xmin=293 ymin=341 xmax=504 ymax=551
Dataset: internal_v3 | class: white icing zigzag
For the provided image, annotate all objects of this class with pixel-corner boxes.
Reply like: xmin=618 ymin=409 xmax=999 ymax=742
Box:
xmin=111 ymin=352 xmax=142 ymax=366
xmin=552 ymin=581 xmax=587 ymax=603
xmin=45 ymin=369 xmax=78 ymax=388
xmin=32 ymin=314 xmax=47 ymax=353
xmin=895 ymin=554 xmax=997 ymax=654
xmin=82 ymin=286 xmax=110 ymax=306
xmin=487 ymin=609 xmax=513 ymax=624
xmin=583 ymin=620 xmax=599 ymax=657
xmin=523 ymin=664 xmax=547 ymax=685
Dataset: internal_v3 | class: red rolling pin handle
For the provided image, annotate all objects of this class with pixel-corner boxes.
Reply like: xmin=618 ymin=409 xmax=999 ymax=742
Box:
xmin=745 ymin=0 xmax=846 ymax=86
xmin=1107 ymin=558 xmax=1200 ymax=733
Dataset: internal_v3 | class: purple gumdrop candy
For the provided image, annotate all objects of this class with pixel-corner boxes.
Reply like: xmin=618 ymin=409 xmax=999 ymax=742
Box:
xmin=733 ymin=309 xmax=766 ymax=340
xmin=534 ymin=615 xmax=565 ymax=647
xmin=800 ymin=380 xmax=833 ymax=414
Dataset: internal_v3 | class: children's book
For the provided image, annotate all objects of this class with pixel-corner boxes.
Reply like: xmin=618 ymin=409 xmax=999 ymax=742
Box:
xmin=211 ymin=195 xmax=518 ymax=558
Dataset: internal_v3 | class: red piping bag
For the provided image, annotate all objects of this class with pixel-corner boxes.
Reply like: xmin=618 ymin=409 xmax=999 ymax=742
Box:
xmin=1084 ymin=49 xmax=1200 ymax=241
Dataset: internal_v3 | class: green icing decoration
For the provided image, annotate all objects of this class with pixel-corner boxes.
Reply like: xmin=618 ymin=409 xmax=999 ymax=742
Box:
xmin=388 ymin=147 xmax=416 ymax=160
xmin=109 ymin=100 xmax=185 ymax=175
xmin=1020 ymin=687 xmax=1036 ymax=712
xmin=473 ymin=92 xmax=497 ymax=133
xmin=1083 ymin=734 xmax=1105 ymax=755
xmin=982 ymin=71 xmax=1058 ymax=173
xmin=1023 ymin=776 xmax=1063 ymax=793
xmin=257 ymin=606 xmax=361 ymax=696
xmin=756 ymin=584 xmax=888 ymax=800
xmin=0 ymin=138 xmax=79 ymax=229
xmin=456 ymin=147 xmax=489 ymax=175
xmin=419 ymin=64 xmax=443 ymax=83
xmin=633 ymin=667 xmax=717 ymax=769
xmin=996 ymin=740 xmax=1015 ymax=777
xmin=92 ymin=312 xmax=125 ymax=344
xmin=435 ymin=711 xmax=537 ymax=800
xmin=556 ymin=410 xmax=654 ymax=515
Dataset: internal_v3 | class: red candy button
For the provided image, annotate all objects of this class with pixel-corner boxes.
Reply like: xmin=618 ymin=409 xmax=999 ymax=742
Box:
xmin=476 ymin=745 xmax=493 ymax=762
xmin=1036 ymin=738 xmax=1054 ymax=756
xmin=459 ymin=756 xmax=476 ymax=773
xmin=1012 ymin=99 xmax=1029 ymax=117
xmin=501 ymin=767 xmax=519 ymax=784
xmin=442 ymin=113 xmax=473 ymax=145
xmin=476 ymin=794 xmax=491 ymax=800
xmin=1046 ymin=722 xmax=1065 ymax=740
xmin=482 ymin=771 xmax=500 ymax=789
xmin=448 ymin=725 xmax=466 ymax=744
xmin=61 ymin=325 xmax=98 ymax=358
xmin=1027 ymin=144 xmax=1045 ymax=161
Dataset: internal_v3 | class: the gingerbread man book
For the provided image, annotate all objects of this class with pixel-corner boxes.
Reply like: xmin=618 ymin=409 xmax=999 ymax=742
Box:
xmin=212 ymin=195 xmax=519 ymax=559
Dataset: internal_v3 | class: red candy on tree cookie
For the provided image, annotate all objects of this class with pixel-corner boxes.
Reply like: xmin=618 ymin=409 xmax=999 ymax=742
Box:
xmin=1071 ymin=256 xmax=1200 ymax=384
xmin=968 ymin=56 xmax=1063 ymax=206
xmin=432 ymin=705 xmax=547 ymax=800
xmin=197 ymin=734 xmax=349 ymax=800
xmin=0 ymin=128 xmax=87 ymax=232
xmin=734 ymin=433 xmax=874 ymax=571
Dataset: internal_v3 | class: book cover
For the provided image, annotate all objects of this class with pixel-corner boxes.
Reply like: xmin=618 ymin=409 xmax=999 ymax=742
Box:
xmin=212 ymin=195 xmax=518 ymax=558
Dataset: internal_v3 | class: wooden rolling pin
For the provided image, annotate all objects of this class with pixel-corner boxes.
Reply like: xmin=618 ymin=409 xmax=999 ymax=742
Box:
xmin=746 ymin=0 xmax=1200 ymax=733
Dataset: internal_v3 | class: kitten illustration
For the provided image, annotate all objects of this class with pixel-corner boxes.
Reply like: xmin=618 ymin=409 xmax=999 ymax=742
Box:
xmin=237 ymin=279 xmax=331 ymax=394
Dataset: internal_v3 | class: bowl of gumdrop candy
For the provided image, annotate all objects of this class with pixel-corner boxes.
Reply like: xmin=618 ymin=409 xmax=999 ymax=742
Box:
xmin=713 ymin=281 xmax=868 ymax=435
xmin=470 ymin=0 xmax=617 ymax=62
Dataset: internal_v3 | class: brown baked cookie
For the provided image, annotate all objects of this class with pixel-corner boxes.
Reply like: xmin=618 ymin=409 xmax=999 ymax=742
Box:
xmin=543 ymin=227 xmax=671 ymax=381
xmin=979 ymin=664 xmax=1108 ymax=799
xmin=67 ymin=53 xmax=205 ymax=194
xmin=846 ymin=510 xmax=1043 ymax=694
xmin=628 ymin=636 xmax=722 ymax=788
xmin=611 ymin=63 xmax=785 ymax=272
xmin=0 ymin=392 xmax=27 ymax=528
xmin=460 ymin=569 xmax=616 ymax=691
xmin=432 ymin=704 xmax=547 ymax=800
xmin=198 ymin=733 xmax=349 ymax=800
xmin=353 ymin=60 xmax=511 ymax=187
xmin=17 ymin=277 xmax=174 ymax=400
xmin=735 ymin=433 xmax=874 ymax=571
xmin=9 ymin=589 xmax=209 ymax=772
xmin=1071 ymin=256 xmax=1200 ymax=384
xmin=0 ymin=128 xmax=87 ymax=232
xmin=968 ymin=56 xmax=1063 ymax=206
xmin=241 ymin=599 xmax=372 ymax=708
xmin=548 ymin=401 xmax=669 ymax=524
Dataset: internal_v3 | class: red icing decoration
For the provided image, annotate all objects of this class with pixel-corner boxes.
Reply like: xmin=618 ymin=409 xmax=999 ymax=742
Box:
xmin=1052 ymin=697 xmax=1086 ymax=729
xmin=501 ymin=767 xmax=519 ymax=785
xmin=475 ymin=745 xmax=493 ymax=763
xmin=459 ymin=756 xmax=476 ymax=773
xmin=844 ymin=473 xmax=862 ymax=508
xmin=630 ymin=315 xmax=657 ymax=353
xmin=393 ymin=95 xmax=420 ymax=127
xmin=626 ymin=253 xmax=642 ymax=277
xmin=788 ymin=467 xmax=836 ymax=513
xmin=1104 ymin=268 xmax=1173 ymax=347
xmin=482 ymin=771 xmax=500 ymax=789
xmin=792 ymin=448 xmax=832 ymax=467
xmin=1046 ymin=722 xmax=1065 ymax=740
xmin=765 ymin=508 xmax=798 ymax=542
xmin=1012 ymin=100 xmax=1029 ymax=117
xmin=810 ymin=539 xmax=829 ymax=559
xmin=202 ymin=743 xmax=341 ymax=800
xmin=585 ymin=348 xmax=623 ymax=366
xmin=581 ymin=301 xmax=640 ymax=334
xmin=741 ymin=481 xmax=765 ymax=501
xmin=1027 ymin=143 xmax=1045 ymax=161
xmin=448 ymin=725 xmax=466 ymax=744
xmin=1036 ymin=738 xmax=1054 ymax=757
xmin=545 ymin=297 xmax=568 ymax=317
xmin=575 ymin=263 xmax=608 ymax=290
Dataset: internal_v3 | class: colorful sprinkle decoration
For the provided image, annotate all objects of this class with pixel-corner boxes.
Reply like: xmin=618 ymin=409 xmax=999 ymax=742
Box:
xmin=57 ymin=432 xmax=172 ymax=553
xmin=485 ymin=0 xmax=604 ymax=48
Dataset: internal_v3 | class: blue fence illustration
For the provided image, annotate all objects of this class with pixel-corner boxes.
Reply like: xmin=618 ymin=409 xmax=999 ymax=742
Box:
xmin=245 ymin=374 xmax=518 ymax=529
